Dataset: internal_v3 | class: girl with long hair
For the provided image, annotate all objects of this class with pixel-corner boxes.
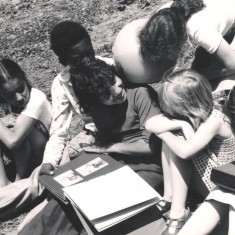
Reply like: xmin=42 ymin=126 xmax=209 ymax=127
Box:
xmin=0 ymin=58 xmax=52 ymax=187
xmin=146 ymin=69 xmax=235 ymax=234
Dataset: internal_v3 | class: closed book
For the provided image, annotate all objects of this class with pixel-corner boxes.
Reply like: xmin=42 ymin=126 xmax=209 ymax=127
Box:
xmin=211 ymin=161 xmax=235 ymax=192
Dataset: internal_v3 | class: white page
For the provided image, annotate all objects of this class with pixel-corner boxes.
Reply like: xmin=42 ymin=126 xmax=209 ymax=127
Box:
xmin=92 ymin=199 xmax=158 ymax=231
xmin=63 ymin=166 xmax=161 ymax=221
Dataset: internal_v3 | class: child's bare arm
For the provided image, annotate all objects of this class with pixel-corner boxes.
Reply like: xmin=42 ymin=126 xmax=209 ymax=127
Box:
xmin=0 ymin=114 xmax=36 ymax=149
xmin=215 ymin=38 xmax=235 ymax=70
xmin=0 ymin=113 xmax=18 ymax=128
xmin=158 ymin=116 xmax=222 ymax=159
xmin=145 ymin=114 xmax=193 ymax=138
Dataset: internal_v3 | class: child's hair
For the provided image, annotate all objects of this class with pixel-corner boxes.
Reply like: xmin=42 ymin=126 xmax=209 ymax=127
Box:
xmin=50 ymin=21 xmax=94 ymax=66
xmin=139 ymin=0 xmax=204 ymax=64
xmin=70 ymin=58 xmax=116 ymax=114
xmin=158 ymin=69 xmax=213 ymax=130
xmin=0 ymin=58 xmax=32 ymax=94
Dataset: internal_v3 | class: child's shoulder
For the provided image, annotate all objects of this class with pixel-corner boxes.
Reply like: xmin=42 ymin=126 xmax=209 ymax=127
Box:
xmin=30 ymin=87 xmax=47 ymax=97
xmin=29 ymin=88 xmax=49 ymax=104
xmin=211 ymin=109 xmax=226 ymax=119
xmin=210 ymin=109 xmax=230 ymax=125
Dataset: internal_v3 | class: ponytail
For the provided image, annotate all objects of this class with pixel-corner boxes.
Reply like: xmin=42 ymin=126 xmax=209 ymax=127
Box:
xmin=171 ymin=0 xmax=204 ymax=20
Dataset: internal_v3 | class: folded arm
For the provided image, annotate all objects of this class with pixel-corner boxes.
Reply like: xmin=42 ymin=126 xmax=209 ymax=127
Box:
xmin=157 ymin=116 xmax=221 ymax=159
xmin=145 ymin=114 xmax=194 ymax=140
xmin=83 ymin=138 xmax=153 ymax=156
xmin=0 ymin=114 xmax=36 ymax=149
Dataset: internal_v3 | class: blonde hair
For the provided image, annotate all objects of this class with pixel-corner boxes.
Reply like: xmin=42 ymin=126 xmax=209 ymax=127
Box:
xmin=159 ymin=69 xmax=213 ymax=129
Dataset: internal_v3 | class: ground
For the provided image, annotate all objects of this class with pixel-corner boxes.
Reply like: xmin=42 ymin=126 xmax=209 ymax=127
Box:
xmin=0 ymin=0 xmax=171 ymax=98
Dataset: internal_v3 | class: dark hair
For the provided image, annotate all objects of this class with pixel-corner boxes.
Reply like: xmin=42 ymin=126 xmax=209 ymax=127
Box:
xmin=171 ymin=0 xmax=204 ymax=19
xmin=70 ymin=58 xmax=116 ymax=114
xmin=0 ymin=58 xmax=32 ymax=94
xmin=139 ymin=0 xmax=204 ymax=64
xmin=50 ymin=21 xmax=94 ymax=66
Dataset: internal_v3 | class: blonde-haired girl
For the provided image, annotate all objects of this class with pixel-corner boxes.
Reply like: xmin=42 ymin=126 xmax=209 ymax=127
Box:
xmin=146 ymin=69 xmax=235 ymax=234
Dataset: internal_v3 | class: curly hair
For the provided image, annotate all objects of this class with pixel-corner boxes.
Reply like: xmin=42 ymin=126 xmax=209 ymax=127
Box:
xmin=50 ymin=21 xmax=94 ymax=66
xmin=171 ymin=0 xmax=204 ymax=19
xmin=70 ymin=58 xmax=116 ymax=114
xmin=158 ymin=69 xmax=213 ymax=130
xmin=139 ymin=8 xmax=186 ymax=64
xmin=139 ymin=0 xmax=204 ymax=64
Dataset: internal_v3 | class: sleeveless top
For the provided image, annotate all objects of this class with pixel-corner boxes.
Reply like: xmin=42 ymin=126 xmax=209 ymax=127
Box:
xmin=193 ymin=109 xmax=235 ymax=191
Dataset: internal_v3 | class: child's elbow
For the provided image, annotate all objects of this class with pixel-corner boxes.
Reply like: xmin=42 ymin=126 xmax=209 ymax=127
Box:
xmin=145 ymin=118 xmax=158 ymax=134
xmin=178 ymin=151 xmax=194 ymax=160
xmin=145 ymin=119 xmax=152 ymax=132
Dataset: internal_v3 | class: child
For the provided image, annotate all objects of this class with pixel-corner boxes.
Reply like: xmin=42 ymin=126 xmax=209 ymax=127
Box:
xmin=0 ymin=58 xmax=52 ymax=187
xmin=41 ymin=21 xmax=114 ymax=175
xmin=113 ymin=0 xmax=235 ymax=84
xmin=145 ymin=69 xmax=235 ymax=234
xmin=139 ymin=0 xmax=235 ymax=81
xmin=179 ymin=85 xmax=235 ymax=235
xmin=19 ymin=58 xmax=163 ymax=235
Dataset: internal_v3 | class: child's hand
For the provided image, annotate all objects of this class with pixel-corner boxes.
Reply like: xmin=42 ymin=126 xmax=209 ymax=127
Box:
xmin=83 ymin=145 xmax=108 ymax=154
xmin=40 ymin=163 xmax=56 ymax=176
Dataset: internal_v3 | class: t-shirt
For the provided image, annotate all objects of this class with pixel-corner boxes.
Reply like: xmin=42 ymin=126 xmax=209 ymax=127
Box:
xmin=186 ymin=0 xmax=235 ymax=54
xmin=21 ymin=88 xmax=52 ymax=131
xmin=91 ymin=86 xmax=161 ymax=145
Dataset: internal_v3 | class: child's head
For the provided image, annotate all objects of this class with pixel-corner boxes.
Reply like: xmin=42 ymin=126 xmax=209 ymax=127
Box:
xmin=70 ymin=58 xmax=126 ymax=114
xmin=0 ymin=59 xmax=31 ymax=108
xmin=159 ymin=69 xmax=213 ymax=129
xmin=139 ymin=8 xmax=186 ymax=65
xmin=139 ymin=0 xmax=204 ymax=65
xmin=50 ymin=21 xmax=95 ymax=66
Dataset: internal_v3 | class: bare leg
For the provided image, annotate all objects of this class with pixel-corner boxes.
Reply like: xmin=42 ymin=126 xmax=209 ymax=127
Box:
xmin=228 ymin=205 xmax=235 ymax=235
xmin=13 ymin=126 xmax=47 ymax=181
xmin=161 ymin=142 xmax=172 ymax=202
xmin=179 ymin=200 xmax=228 ymax=235
xmin=13 ymin=139 xmax=31 ymax=181
xmin=0 ymin=151 xmax=10 ymax=187
xmin=170 ymin=154 xmax=192 ymax=218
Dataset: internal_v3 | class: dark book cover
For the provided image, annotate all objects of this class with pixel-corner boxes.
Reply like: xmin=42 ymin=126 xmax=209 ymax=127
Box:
xmin=211 ymin=161 xmax=235 ymax=192
xmin=39 ymin=151 xmax=124 ymax=203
